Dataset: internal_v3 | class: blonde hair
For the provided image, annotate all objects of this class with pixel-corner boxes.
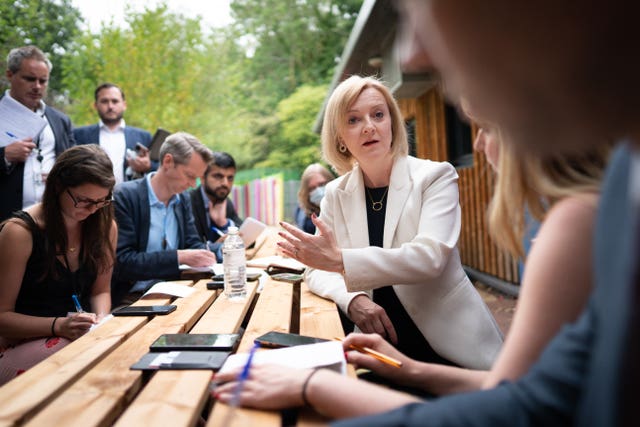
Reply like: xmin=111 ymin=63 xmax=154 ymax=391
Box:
xmin=488 ymin=133 xmax=611 ymax=258
xmin=321 ymin=75 xmax=408 ymax=175
xmin=298 ymin=163 xmax=334 ymax=216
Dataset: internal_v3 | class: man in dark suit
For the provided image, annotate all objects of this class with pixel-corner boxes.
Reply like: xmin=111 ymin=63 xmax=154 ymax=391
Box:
xmin=111 ymin=132 xmax=217 ymax=307
xmin=73 ymin=83 xmax=153 ymax=185
xmin=0 ymin=45 xmax=75 ymax=221
xmin=187 ymin=151 xmax=243 ymax=261
xmin=331 ymin=1 xmax=640 ymax=426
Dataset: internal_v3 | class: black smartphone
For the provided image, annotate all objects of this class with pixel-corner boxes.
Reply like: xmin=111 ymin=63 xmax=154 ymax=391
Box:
xmin=270 ymin=272 xmax=303 ymax=284
xmin=150 ymin=333 xmax=240 ymax=352
xmin=112 ymin=305 xmax=177 ymax=316
xmin=135 ymin=142 xmax=149 ymax=152
xmin=254 ymin=331 xmax=328 ymax=349
xmin=212 ymin=273 xmax=261 ymax=282
xmin=206 ymin=280 xmax=224 ymax=290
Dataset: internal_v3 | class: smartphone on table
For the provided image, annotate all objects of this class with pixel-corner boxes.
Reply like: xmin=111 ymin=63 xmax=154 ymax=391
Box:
xmin=211 ymin=272 xmax=261 ymax=282
xmin=112 ymin=305 xmax=177 ymax=316
xmin=150 ymin=333 xmax=240 ymax=352
xmin=270 ymin=273 xmax=303 ymax=284
xmin=254 ymin=331 xmax=329 ymax=348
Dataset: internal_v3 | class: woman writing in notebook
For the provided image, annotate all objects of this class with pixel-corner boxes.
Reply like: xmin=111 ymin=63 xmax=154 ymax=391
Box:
xmin=0 ymin=145 xmax=117 ymax=385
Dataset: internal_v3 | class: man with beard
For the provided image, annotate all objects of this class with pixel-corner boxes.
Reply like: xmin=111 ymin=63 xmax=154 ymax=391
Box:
xmin=188 ymin=152 xmax=243 ymax=261
xmin=0 ymin=45 xmax=75 ymax=222
xmin=74 ymin=83 xmax=153 ymax=185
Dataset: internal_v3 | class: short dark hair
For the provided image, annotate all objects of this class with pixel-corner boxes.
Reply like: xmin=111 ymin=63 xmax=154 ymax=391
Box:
xmin=94 ymin=83 xmax=125 ymax=101
xmin=205 ymin=152 xmax=236 ymax=175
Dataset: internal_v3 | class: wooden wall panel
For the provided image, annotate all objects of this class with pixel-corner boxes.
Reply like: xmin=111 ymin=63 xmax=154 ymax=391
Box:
xmin=399 ymin=88 xmax=520 ymax=285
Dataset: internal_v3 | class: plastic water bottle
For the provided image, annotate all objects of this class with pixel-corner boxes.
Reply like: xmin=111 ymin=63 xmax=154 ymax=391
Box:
xmin=223 ymin=226 xmax=247 ymax=300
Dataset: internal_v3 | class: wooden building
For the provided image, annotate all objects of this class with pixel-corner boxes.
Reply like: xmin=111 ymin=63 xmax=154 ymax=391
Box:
xmin=315 ymin=0 xmax=520 ymax=294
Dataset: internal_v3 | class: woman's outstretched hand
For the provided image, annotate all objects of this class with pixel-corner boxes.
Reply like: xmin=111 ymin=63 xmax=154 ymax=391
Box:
xmin=277 ymin=214 xmax=344 ymax=273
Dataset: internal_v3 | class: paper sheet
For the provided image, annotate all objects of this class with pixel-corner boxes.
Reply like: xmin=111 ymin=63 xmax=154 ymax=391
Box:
xmin=239 ymin=217 xmax=267 ymax=247
xmin=218 ymin=341 xmax=346 ymax=375
xmin=89 ymin=314 xmax=113 ymax=331
xmin=142 ymin=281 xmax=196 ymax=298
xmin=0 ymin=95 xmax=47 ymax=147
xmin=179 ymin=264 xmax=217 ymax=273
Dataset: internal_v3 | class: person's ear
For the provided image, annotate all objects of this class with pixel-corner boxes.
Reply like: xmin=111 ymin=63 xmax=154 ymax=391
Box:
xmin=161 ymin=153 xmax=174 ymax=169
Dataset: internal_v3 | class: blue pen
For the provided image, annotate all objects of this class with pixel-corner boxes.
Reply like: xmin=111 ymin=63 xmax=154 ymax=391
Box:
xmin=71 ymin=294 xmax=84 ymax=313
xmin=232 ymin=342 xmax=260 ymax=405
xmin=5 ymin=131 xmax=18 ymax=139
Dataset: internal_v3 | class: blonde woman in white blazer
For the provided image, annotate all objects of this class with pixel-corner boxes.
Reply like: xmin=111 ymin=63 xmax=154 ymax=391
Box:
xmin=277 ymin=75 xmax=502 ymax=369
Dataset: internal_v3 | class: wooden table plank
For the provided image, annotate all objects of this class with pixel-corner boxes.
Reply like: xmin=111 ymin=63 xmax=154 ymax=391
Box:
xmin=299 ymin=282 xmax=346 ymax=340
xmin=298 ymin=283 xmax=355 ymax=427
xmin=0 ymin=282 xmax=185 ymax=427
xmin=23 ymin=284 xmax=216 ymax=427
xmin=206 ymin=278 xmax=294 ymax=427
xmin=0 ymin=316 xmax=147 ymax=427
xmin=113 ymin=280 xmax=259 ymax=427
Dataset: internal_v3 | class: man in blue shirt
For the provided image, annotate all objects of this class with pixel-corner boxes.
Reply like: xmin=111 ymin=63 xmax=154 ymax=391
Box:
xmin=111 ymin=132 xmax=217 ymax=306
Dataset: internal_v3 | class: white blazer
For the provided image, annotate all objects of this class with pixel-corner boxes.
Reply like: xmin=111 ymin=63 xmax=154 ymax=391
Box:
xmin=306 ymin=155 xmax=503 ymax=369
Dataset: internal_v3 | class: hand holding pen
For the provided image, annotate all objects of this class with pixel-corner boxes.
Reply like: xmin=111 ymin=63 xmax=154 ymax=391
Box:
xmin=55 ymin=295 xmax=97 ymax=340
xmin=3 ymin=135 xmax=36 ymax=163
xmin=216 ymin=342 xmax=260 ymax=425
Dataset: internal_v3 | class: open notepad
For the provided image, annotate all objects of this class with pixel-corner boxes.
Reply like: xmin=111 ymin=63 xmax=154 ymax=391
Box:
xmin=218 ymin=341 xmax=346 ymax=375
xmin=246 ymin=255 xmax=306 ymax=273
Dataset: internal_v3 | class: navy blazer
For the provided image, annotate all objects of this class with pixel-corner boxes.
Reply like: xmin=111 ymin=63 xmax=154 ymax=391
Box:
xmin=111 ymin=177 xmax=205 ymax=306
xmin=0 ymin=101 xmax=75 ymax=221
xmin=333 ymin=143 xmax=637 ymax=427
xmin=187 ymin=186 xmax=243 ymax=242
xmin=73 ymin=124 xmax=155 ymax=178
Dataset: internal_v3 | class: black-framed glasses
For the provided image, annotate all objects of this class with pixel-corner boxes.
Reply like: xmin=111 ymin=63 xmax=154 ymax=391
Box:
xmin=66 ymin=189 xmax=113 ymax=209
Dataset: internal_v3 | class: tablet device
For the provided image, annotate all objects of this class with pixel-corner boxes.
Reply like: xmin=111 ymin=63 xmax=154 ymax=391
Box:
xmin=254 ymin=331 xmax=329 ymax=349
xmin=112 ymin=305 xmax=177 ymax=316
xmin=130 ymin=351 xmax=230 ymax=371
xmin=148 ymin=128 xmax=171 ymax=162
xmin=150 ymin=333 xmax=240 ymax=352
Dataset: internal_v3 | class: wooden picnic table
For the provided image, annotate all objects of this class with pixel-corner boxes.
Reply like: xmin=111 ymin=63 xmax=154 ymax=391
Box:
xmin=0 ymin=228 xmax=351 ymax=427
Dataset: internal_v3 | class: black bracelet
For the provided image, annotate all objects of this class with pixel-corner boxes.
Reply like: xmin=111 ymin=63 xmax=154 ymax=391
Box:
xmin=51 ymin=317 xmax=59 ymax=337
xmin=301 ymin=368 xmax=320 ymax=407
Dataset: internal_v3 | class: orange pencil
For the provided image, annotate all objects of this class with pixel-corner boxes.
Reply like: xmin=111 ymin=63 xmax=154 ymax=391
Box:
xmin=334 ymin=337 xmax=403 ymax=368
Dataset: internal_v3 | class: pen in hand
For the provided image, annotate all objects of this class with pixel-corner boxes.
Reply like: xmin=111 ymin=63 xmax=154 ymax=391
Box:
xmin=231 ymin=342 xmax=260 ymax=406
xmin=220 ymin=342 xmax=260 ymax=425
xmin=335 ymin=336 xmax=403 ymax=368
xmin=72 ymin=294 xmax=84 ymax=313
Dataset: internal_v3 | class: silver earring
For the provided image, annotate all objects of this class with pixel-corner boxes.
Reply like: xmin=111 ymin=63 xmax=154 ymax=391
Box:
xmin=339 ymin=144 xmax=347 ymax=153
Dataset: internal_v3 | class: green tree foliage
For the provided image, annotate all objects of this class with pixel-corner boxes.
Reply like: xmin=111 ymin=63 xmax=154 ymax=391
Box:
xmin=257 ymin=84 xmax=327 ymax=169
xmin=0 ymin=0 xmax=82 ymax=104
xmin=62 ymin=5 xmax=208 ymax=132
xmin=230 ymin=0 xmax=362 ymax=110
xmin=8 ymin=0 xmax=362 ymax=172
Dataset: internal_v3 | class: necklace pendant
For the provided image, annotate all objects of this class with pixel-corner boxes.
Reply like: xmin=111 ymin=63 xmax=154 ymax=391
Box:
xmin=372 ymin=201 xmax=383 ymax=212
